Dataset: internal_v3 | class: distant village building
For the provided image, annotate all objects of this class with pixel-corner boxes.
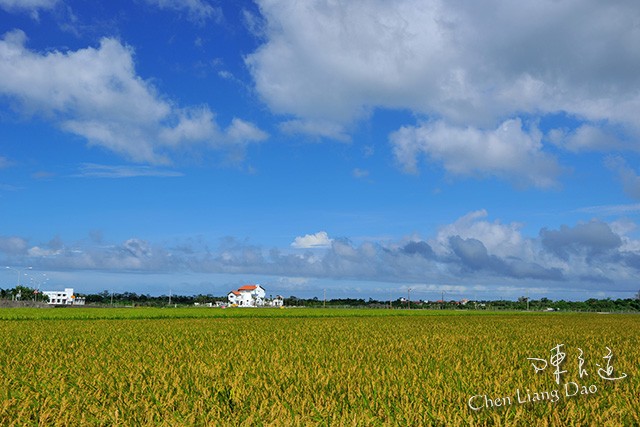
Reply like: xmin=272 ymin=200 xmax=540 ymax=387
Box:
xmin=271 ymin=295 xmax=284 ymax=307
xmin=227 ymin=284 xmax=266 ymax=307
xmin=42 ymin=288 xmax=85 ymax=306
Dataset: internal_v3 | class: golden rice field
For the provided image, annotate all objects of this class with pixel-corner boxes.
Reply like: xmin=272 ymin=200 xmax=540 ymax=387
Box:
xmin=0 ymin=308 xmax=638 ymax=426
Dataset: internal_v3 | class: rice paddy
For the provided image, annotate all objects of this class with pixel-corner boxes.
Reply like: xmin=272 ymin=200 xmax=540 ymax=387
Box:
xmin=0 ymin=308 xmax=637 ymax=426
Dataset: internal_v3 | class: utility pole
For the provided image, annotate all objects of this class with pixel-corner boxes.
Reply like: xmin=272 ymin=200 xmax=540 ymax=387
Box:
xmin=169 ymin=289 xmax=172 ymax=306
xmin=323 ymin=289 xmax=326 ymax=308
xmin=389 ymin=289 xmax=392 ymax=309
xmin=408 ymin=288 xmax=411 ymax=310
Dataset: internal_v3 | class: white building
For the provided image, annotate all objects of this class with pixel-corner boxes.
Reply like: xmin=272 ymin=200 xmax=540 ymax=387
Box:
xmin=42 ymin=288 xmax=85 ymax=306
xmin=227 ymin=284 xmax=266 ymax=307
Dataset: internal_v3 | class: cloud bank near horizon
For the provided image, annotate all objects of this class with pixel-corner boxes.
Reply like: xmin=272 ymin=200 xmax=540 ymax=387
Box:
xmin=2 ymin=211 xmax=638 ymax=297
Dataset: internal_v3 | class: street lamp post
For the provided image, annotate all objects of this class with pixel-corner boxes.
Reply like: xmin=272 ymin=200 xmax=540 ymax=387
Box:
xmin=5 ymin=266 xmax=32 ymax=287
xmin=5 ymin=266 xmax=32 ymax=301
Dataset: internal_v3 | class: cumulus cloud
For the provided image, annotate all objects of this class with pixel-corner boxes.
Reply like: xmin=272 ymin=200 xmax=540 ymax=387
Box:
xmin=246 ymin=0 xmax=447 ymax=125
xmin=246 ymin=0 xmax=640 ymax=185
xmin=401 ymin=241 xmax=435 ymax=259
xmin=291 ymin=231 xmax=333 ymax=249
xmin=449 ymin=236 xmax=497 ymax=271
xmin=390 ymin=119 xmax=561 ymax=188
xmin=549 ymin=125 xmax=625 ymax=153
xmin=248 ymin=0 xmax=640 ymax=129
xmin=0 ymin=30 xmax=266 ymax=164
xmin=432 ymin=210 xmax=528 ymax=259
xmin=448 ymin=236 xmax=561 ymax=280
xmin=4 ymin=213 xmax=640 ymax=297
xmin=226 ymin=118 xmax=268 ymax=144
xmin=540 ymin=220 xmax=622 ymax=261
xmin=17 ymin=237 xmax=179 ymax=272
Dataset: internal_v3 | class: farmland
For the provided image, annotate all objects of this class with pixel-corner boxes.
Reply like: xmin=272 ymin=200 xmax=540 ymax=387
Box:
xmin=0 ymin=308 xmax=637 ymax=426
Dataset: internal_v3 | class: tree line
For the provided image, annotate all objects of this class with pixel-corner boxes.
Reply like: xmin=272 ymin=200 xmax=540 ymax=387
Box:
xmin=1 ymin=285 xmax=639 ymax=312
xmin=283 ymin=295 xmax=640 ymax=312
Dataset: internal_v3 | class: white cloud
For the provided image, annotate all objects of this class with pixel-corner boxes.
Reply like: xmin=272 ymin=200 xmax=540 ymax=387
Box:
xmin=605 ymin=156 xmax=640 ymax=200
xmin=0 ymin=236 xmax=28 ymax=254
xmin=246 ymin=0 xmax=444 ymax=126
xmin=431 ymin=210 xmax=528 ymax=259
xmin=0 ymin=0 xmax=57 ymax=7
xmin=248 ymin=0 xmax=640 ymax=129
xmin=226 ymin=118 xmax=268 ymax=144
xmin=159 ymin=107 xmax=219 ymax=147
xmin=144 ymin=0 xmax=221 ymax=23
xmin=279 ymin=119 xmax=351 ymax=142
xmin=550 ymin=125 xmax=624 ymax=152
xmin=291 ymin=231 xmax=333 ymax=249
xmin=74 ymin=163 xmax=184 ymax=179
xmin=5 ymin=213 xmax=640 ymax=297
xmin=0 ymin=183 xmax=21 ymax=191
xmin=390 ymin=119 xmax=561 ymax=188
xmin=247 ymin=0 xmax=640 ymax=184
xmin=352 ymin=168 xmax=369 ymax=179
xmin=0 ymin=30 xmax=266 ymax=164
xmin=577 ymin=203 xmax=640 ymax=217
xmin=242 ymin=8 xmax=266 ymax=38
xmin=0 ymin=0 xmax=58 ymax=18
xmin=28 ymin=246 xmax=62 ymax=257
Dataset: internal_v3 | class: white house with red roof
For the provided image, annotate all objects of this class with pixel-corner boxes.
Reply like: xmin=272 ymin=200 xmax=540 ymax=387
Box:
xmin=227 ymin=284 xmax=266 ymax=307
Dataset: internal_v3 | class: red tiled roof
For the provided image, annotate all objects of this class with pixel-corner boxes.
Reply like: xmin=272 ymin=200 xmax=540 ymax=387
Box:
xmin=237 ymin=285 xmax=258 ymax=291
xmin=230 ymin=291 xmax=241 ymax=296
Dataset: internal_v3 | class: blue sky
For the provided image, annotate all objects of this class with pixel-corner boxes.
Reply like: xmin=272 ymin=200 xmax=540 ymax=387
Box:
xmin=2 ymin=0 xmax=640 ymax=301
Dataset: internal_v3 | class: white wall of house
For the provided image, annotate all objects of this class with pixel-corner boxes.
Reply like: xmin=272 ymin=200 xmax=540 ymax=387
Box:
xmin=228 ymin=284 xmax=266 ymax=307
xmin=42 ymin=288 xmax=84 ymax=305
xmin=228 ymin=291 xmax=239 ymax=305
